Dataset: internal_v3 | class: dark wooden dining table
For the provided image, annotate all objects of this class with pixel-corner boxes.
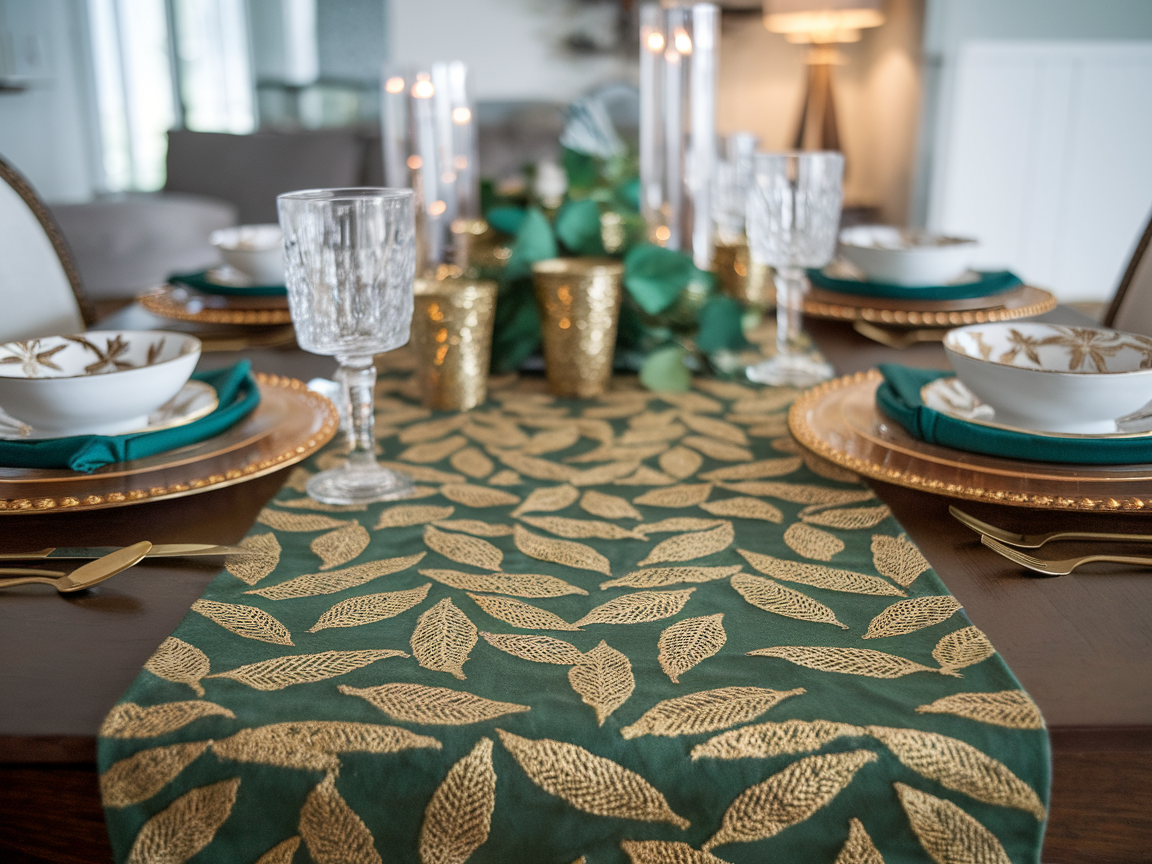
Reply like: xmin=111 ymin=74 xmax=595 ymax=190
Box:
xmin=1 ymin=306 xmax=1149 ymax=864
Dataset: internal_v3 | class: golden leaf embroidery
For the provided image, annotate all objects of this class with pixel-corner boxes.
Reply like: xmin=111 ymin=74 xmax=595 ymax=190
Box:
xmin=803 ymin=505 xmax=891 ymax=530
xmin=748 ymin=646 xmax=960 ymax=678
xmin=700 ymin=457 xmax=802 ymax=482
xmin=612 ymin=465 xmax=677 ymax=486
xmin=622 ymin=687 xmax=805 ymax=739
xmin=702 ymin=750 xmax=878 ymax=852
xmin=638 ymin=517 xmax=724 ymax=534
xmin=379 ymin=463 xmax=466 ymax=484
xmin=637 ymin=523 xmax=734 ymax=566
xmin=619 ymin=422 xmax=687 ymax=445
xmin=493 ymin=451 xmax=574 ymax=482
xmin=602 ymin=565 xmax=742 ymax=590
xmin=408 ymin=486 xmax=441 ymax=499
xmin=771 ymin=436 xmax=801 ymax=453
xmin=497 ymin=730 xmax=689 ymax=828
xmin=864 ymin=597 xmax=962 ymax=639
xmin=682 ymin=436 xmax=753 ymax=462
xmin=488 ymin=470 xmax=522 ymax=486
xmin=783 ymin=523 xmax=845 ymax=562
xmin=801 ymin=451 xmax=861 ymax=484
xmin=467 ymin=592 xmax=581 ymax=631
xmin=567 ymin=443 xmax=669 ymax=464
xmin=696 ymin=379 xmax=756 ymax=400
xmin=464 ymin=420 xmax=529 ymax=449
xmin=568 ymin=640 xmax=635 ymax=724
xmin=191 ymin=599 xmax=293 ymax=645
xmin=411 ymin=598 xmax=478 ymax=680
xmin=399 ymin=435 xmax=469 ymax=464
xmin=285 ymin=466 xmax=312 ymax=493
xmin=432 ymin=519 xmax=513 ymax=537
xmin=419 ymin=737 xmax=497 ymax=864
xmin=737 ymin=549 xmax=906 ymax=597
xmin=299 ymin=773 xmax=383 ymax=864
xmin=339 ymin=683 xmax=530 ymax=725
xmin=577 ymin=417 xmax=616 ymax=443
xmin=278 ymin=497 xmax=366 ymax=513
xmin=207 ymin=649 xmax=406 ymax=691
xmin=441 ymin=484 xmax=521 ymax=508
xmin=125 ymin=778 xmax=240 ymax=864
xmin=718 ymin=482 xmax=874 ymax=506
xmin=311 ymin=522 xmax=370 ymax=570
xmin=691 ymin=719 xmax=864 ymax=761
xmin=660 ymin=392 xmax=722 ymax=413
xmin=576 ymin=588 xmax=695 ymax=626
xmin=732 ymin=573 xmax=848 ymax=629
xmin=700 ymin=497 xmax=783 ymax=523
xmin=257 ymin=509 xmax=351 ymax=532
xmin=512 ymin=484 xmax=580 ymax=517
xmin=895 ymin=782 xmax=1011 ymax=864
xmin=659 ymin=446 xmax=704 ymax=480
xmin=571 ymin=461 xmax=645 ymax=486
xmin=212 ymin=721 xmax=440 ymax=772
xmin=580 ymin=489 xmax=643 ymax=520
xmin=226 ymin=533 xmax=281 ymax=585
xmin=871 ymin=534 xmax=931 ymax=587
xmin=450 ymin=446 xmax=494 ymax=478
xmin=633 ymin=483 xmax=713 ymax=508
xmin=101 ymin=741 xmax=211 ymax=807
xmin=659 ymin=614 xmax=726 ymax=683
xmin=834 ymin=818 xmax=884 ymax=864
xmin=247 ymin=553 xmax=426 ymax=600
xmin=680 ymin=414 xmax=748 ymax=444
xmin=400 ymin=415 xmax=468 ymax=443
xmin=145 ymin=637 xmax=210 ymax=696
xmin=421 ymin=567 xmax=587 ymax=598
xmin=514 ymin=524 xmax=611 ymax=575
xmin=480 ymin=632 xmax=584 ymax=665
xmin=583 ymin=402 xmax=648 ymax=420
xmin=310 ymin=584 xmax=431 ymax=632
xmin=255 ymin=837 xmax=302 ymax=864
xmin=376 ymin=505 xmax=456 ymax=529
xmin=732 ymin=391 xmax=799 ymax=414
xmin=620 ymin=841 xmax=729 ymax=864
xmin=101 ymin=701 xmax=235 ymax=739
xmin=424 ymin=524 xmax=504 ymax=571
xmin=917 ymin=691 xmax=1044 ymax=730
xmin=521 ymin=425 xmax=582 ymax=454
xmin=933 ymin=626 xmax=995 ymax=671
xmin=520 ymin=514 xmax=647 ymax=541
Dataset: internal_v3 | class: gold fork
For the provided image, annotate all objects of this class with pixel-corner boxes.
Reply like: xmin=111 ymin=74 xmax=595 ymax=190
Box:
xmin=981 ymin=535 xmax=1152 ymax=575
xmin=949 ymin=505 xmax=1152 ymax=548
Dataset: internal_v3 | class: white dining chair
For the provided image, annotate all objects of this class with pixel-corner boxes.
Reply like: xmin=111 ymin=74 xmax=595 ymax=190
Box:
xmin=0 ymin=154 xmax=93 ymax=343
xmin=1105 ymin=208 xmax=1152 ymax=336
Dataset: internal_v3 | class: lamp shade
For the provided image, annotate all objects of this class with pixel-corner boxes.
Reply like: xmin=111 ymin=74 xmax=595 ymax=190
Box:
xmin=763 ymin=0 xmax=884 ymax=43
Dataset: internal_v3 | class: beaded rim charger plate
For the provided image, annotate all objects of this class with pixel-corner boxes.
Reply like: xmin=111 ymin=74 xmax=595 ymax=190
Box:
xmin=789 ymin=369 xmax=1152 ymax=512
xmin=0 ymin=373 xmax=338 ymax=514
xmin=803 ymin=283 xmax=1056 ymax=327
xmin=140 ymin=284 xmax=294 ymax=326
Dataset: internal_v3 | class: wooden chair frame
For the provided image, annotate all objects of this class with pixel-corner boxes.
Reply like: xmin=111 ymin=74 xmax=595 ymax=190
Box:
xmin=1104 ymin=208 xmax=1152 ymax=329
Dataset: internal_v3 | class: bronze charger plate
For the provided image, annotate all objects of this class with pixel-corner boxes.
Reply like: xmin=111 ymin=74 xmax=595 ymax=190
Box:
xmin=789 ymin=370 xmax=1152 ymax=512
xmin=0 ymin=374 xmax=338 ymax=514
xmin=140 ymin=284 xmax=294 ymax=326
xmin=803 ymin=283 xmax=1057 ymax=327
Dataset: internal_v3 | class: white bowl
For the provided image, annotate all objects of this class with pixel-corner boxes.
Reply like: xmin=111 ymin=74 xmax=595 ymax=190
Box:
xmin=944 ymin=322 xmax=1152 ymax=435
xmin=210 ymin=224 xmax=285 ymax=285
xmin=0 ymin=331 xmax=201 ymax=436
xmin=839 ymin=225 xmax=978 ymax=286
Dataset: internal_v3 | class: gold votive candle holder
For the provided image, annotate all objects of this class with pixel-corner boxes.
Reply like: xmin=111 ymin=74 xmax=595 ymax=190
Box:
xmin=532 ymin=257 xmax=624 ymax=398
xmin=450 ymin=218 xmax=511 ymax=273
xmin=411 ymin=277 xmax=497 ymax=411
xmin=713 ymin=237 xmax=773 ymax=308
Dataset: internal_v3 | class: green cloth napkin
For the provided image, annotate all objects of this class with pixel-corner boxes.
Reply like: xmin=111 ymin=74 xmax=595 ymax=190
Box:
xmin=0 ymin=362 xmax=260 ymax=473
xmin=170 ymin=270 xmax=287 ymax=297
xmin=810 ymin=270 xmax=1021 ymax=301
xmin=876 ymin=363 xmax=1152 ymax=465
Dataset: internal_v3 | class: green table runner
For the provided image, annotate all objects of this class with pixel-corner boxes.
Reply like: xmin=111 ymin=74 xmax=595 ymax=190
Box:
xmin=98 ymin=375 xmax=1049 ymax=864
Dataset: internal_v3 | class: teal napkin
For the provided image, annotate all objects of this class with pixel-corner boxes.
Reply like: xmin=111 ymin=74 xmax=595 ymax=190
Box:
xmin=810 ymin=269 xmax=1021 ymax=301
xmin=0 ymin=362 xmax=260 ymax=473
xmin=876 ymin=364 xmax=1152 ymax=465
xmin=170 ymin=270 xmax=287 ymax=297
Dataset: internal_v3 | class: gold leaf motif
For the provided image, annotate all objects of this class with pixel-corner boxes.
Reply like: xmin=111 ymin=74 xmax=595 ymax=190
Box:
xmin=691 ymin=719 xmax=864 ymax=761
xmin=748 ymin=646 xmax=960 ymax=678
xmin=425 ymin=524 xmax=503 ymax=571
xmin=621 ymin=686 xmax=805 ymax=739
xmin=278 ymin=497 xmax=366 ymax=513
xmin=625 ymin=408 xmax=677 ymax=427
xmin=637 ymin=517 xmax=725 ymax=534
xmin=441 ymin=484 xmax=521 ymax=508
xmin=638 ymin=523 xmax=734 ymax=566
xmin=408 ymin=485 xmax=441 ymax=499
xmin=464 ymin=420 xmax=529 ymax=449
xmin=255 ymin=837 xmax=302 ymax=864
xmin=376 ymin=505 xmax=456 ymax=529
xmin=493 ymin=450 xmax=574 ymax=482
xmin=732 ymin=391 xmax=799 ymax=414
xmin=803 ymin=505 xmax=891 ymax=530
xmin=480 ymin=632 xmax=584 ymax=665
xmin=125 ymin=778 xmax=240 ymax=864
xmin=467 ymin=592 xmax=581 ymax=631
xmin=917 ymin=691 xmax=1045 ymax=730
xmin=411 ymin=598 xmax=478 ymax=680
xmin=299 ymin=773 xmax=382 ymax=864
xmin=520 ymin=514 xmax=647 ymax=541
xmin=257 ymin=509 xmax=351 ymax=532
xmin=783 ymin=523 xmax=845 ymax=562
xmin=145 ymin=637 xmax=210 ymax=696
xmin=191 ymin=599 xmax=293 ymax=645
xmin=737 ymin=549 xmax=906 ymax=596
xmin=514 ymin=524 xmax=611 ymax=575
xmin=512 ymin=483 xmax=580 ymax=517
xmin=612 ymin=465 xmax=677 ymax=486
xmin=718 ymin=482 xmax=874 ymax=506
xmin=400 ymin=414 xmax=468 ymax=443
xmin=212 ymin=721 xmax=441 ymax=772
xmin=432 ymin=519 xmax=513 ymax=537
xmin=248 ymin=553 xmax=426 ymax=600
xmin=731 ymin=573 xmax=848 ymax=630
xmin=659 ymin=446 xmax=704 ymax=480
xmin=895 ymin=782 xmax=1011 ymax=864
xmin=864 ymin=597 xmax=962 ymax=639
xmin=309 ymin=584 xmax=431 ymax=631
xmin=225 ymin=533 xmax=281 ymax=585
xmin=748 ymin=420 xmax=791 ymax=437
xmin=660 ymin=392 xmax=723 ymax=413
xmin=419 ymin=737 xmax=497 ymax=864
xmin=801 ymin=451 xmax=862 ymax=484
xmin=771 ymin=435 xmax=800 ymax=453
xmin=497 ymin=730 xmax=689 ymax=828
xmin=576 ymin=588 xmax=695 ymax=626
xmin=702 ymin=750 xmax=878 ymax=852
xmin=620 ymin=841 xmax=729 ymax=864
xmin=100 ymin=701 xmax=235 ymax=739
xmin=488 ymin=470 xmax=522 ymax=485
xmin=207 ymin=649 xmax=406 ymax=691
xmin=311 ymin=521 xmax=370 ymax=570
xmin=570 ymin=461 xmax=645 ymax=486
xmin=871 ymin=534 xmax=931 ymax=587
xmin=695 ymin=379 xmax=756 ymax=400
xmin=379 ymin=462 xmax=466 ymax=484
xmin=835 ymin=818 xmax=884 ymax=864
xmin=421 ymin=567 xmax=587 ymax=597
xmin=450 ymin=446 xmax=494 ymax=478
xmin=601 ymin=565 xmax=742 ymax=590
xmin=700 ymin=457 xmax=802 ymax=482
xmin=582 ymin=402 xmax=648 ymax=420
xmin=399 ymin=435 xmax=469 ymax=464
xmin=633 ymin=483 xmax=713 ymax=508
xmin=285 ymin=466 xmax=312 ymax=493
xmin=567 ymin=444 xmax=669 ymax=464
xmin=581 ymin=489 xmax=643 ymax=520
xmin=339 ymin=682 xmax=530 ymax=725
xmin=680 ymin=414 xmax=748 ymax=444
xmin=619 ymin=423 xmax=687 ymax=445
xmin=101 ymin=741 xmax=211 ymax=807
xmin=577 ymin=417 xmax=616 ymax=443
xmin=700 ymin=497 xmax=783 ymax=523
xmin=568 ymin=640 xmax=635 ymax=724
xmin=682 ymin=436 xmax=753 ymax=462
xmin=521 ymin=425 xmax=582 ymax=455
xmin=933 ymin=626 xmax=995 ymax=671
xmin=659 ymin=614 xmax=726 ymax=683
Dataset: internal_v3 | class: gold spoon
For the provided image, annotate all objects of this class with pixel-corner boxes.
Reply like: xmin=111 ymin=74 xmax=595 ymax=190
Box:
xmin=0 ymin=541 xmax=152 ymax=593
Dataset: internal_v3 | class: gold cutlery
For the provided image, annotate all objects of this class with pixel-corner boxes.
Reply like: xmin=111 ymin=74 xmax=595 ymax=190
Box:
xmin=981 ymin=535 xmax=1152 ymax=576
xmin=853 ymin=320 xmax=946 ymax=349
xmin=0 ymin=541 xmax=152 ymax=592
xmin=950 ymin=505 xmax=1152 ymax=548
xmin=0 ymin=543 xmax=251 ymax=560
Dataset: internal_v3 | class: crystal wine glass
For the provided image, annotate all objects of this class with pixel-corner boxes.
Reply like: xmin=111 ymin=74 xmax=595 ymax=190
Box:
xmin=278 ymin=188 xmax=417 ymax=505
xmin=745 ymin=151 xmax=844 ymax=387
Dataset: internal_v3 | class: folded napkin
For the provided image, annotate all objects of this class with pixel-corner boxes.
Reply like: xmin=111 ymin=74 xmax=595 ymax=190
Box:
xmin=170 ymin=270 xmax=287 ymax=297
xmin=810 ymin=269 xmax=1021 ymax=301
xmin=0 ymin=361 xmax=260 ymax=473
xmin=876 ymin=363 xmax=1152 ymax=465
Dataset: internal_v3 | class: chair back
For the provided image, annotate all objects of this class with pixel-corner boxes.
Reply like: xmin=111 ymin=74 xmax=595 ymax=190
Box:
xmin=1105 ymin=209 xmax=1152 ymax=336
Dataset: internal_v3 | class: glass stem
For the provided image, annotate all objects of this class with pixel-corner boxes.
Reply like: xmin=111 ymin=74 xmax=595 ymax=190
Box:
xmin=340 ymin=359 xmax=379 ymax=471
xmin=774 ymin=266 xmax=808 ymax=358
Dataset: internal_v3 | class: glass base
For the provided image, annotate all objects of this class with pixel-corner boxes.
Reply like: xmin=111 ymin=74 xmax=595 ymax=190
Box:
xmin=306 ymin=465 xmax=416 ymax=506
xmin=746 ymin=353 xmax=835 ymax=388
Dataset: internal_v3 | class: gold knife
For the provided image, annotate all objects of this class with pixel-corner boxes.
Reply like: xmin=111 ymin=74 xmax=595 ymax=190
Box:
xmin=0 ymin=544 xmax=252 ymax=560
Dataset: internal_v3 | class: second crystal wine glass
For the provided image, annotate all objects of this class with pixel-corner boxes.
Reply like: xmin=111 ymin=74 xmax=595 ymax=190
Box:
xmin=278 ymin=188 xmax=416 ymax=505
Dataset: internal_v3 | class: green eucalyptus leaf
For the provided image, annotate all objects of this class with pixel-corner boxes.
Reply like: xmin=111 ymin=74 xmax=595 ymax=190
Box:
xmin=555 ymin=199 xmax=605 ymax=256
xmin=639 ymin=344 xmax=692 ymax=392
xmin=486 ymin=206 xmax=528 ymax=236
xmin=696 ymin=295 xmax=752 ymax=353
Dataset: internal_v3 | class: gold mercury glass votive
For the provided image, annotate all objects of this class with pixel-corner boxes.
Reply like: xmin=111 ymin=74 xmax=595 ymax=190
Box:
xmin=450 ymin=218 xmax=511 ymax=272
xmin=713 ymin=237 xmax=774 ymax=308
xmin=532 ymin=257 xmax=624 ymax=398
xmin=411 ymin=277 xmax=497 ymax=411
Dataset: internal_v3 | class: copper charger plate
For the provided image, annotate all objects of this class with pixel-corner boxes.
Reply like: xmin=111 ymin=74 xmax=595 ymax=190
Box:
xmin=789 ymin=370 xmax=1152 ymax=512
xmin=140 ymin=284 xmax=294 ymax=326
xmin=0 ymin=373 xmax=338 ymax=514
xmin=803 ymin=283 xmax=1057 ymax=327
